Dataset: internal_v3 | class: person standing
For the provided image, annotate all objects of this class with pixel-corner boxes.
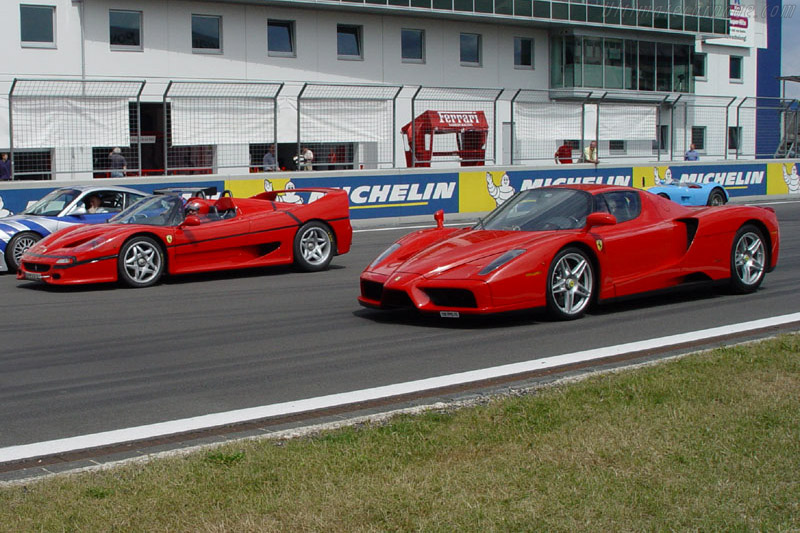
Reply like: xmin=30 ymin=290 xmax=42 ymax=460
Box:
xmin=684 ymin=144 xmax=700 ymax=161
xmin=0 ymin=153 xmax=11 ymax=181
xmin=263 ymin=145 xmax=277 ymax=171
xmin=302 ymin=146 xmax=314 ymax=171
xmin=109 ymin=147 xmax=127 ymax=177
xmin=582 ymin=141 xmax=599 ymax=164
xmin=554 ymin=141 xmax=573 ymax=164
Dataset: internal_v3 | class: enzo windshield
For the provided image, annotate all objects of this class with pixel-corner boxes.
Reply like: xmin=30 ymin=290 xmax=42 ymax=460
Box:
xmin=477 ymin=188 xmax=592 ymax=231
xmin=23 ymin=189 xmax=81 ymax=216
xmin=109 ymin=195 xmax=184 ymax=226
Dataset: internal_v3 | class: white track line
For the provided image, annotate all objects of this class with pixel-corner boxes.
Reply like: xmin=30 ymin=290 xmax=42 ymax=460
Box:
xmin=2 ymin=312 xmax=799 ymax=464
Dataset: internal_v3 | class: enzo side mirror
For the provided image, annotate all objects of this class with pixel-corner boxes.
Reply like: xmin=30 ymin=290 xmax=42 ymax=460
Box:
xmin=180 ymin=215 xmax=202 ymax=227
xmin=584 ymin=212 xmax=616 ymax=230
xmin=434 ymin=209 xmax=444 ymax=229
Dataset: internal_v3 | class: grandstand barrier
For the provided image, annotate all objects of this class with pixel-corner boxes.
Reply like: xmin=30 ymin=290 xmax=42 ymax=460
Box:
xmin=1 ymin=160 xmax=798 ymax=221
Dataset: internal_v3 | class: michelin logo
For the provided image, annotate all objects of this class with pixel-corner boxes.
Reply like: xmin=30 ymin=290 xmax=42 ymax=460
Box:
xmin=678 ymin=170 xmax=764 ymax=186
xmin=520 ymin=175 xmax=631 ymax=189
xmin=341 ymin=182 xmax=456 ymax=204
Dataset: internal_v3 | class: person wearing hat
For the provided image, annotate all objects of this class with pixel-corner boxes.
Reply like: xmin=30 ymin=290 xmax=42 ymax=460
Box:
xmin=109 ymin=147 xmax=127 ymax=177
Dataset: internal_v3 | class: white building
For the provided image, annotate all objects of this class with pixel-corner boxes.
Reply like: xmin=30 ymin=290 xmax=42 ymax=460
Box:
xmin=0 ymin=0 xmax=785 ymax=180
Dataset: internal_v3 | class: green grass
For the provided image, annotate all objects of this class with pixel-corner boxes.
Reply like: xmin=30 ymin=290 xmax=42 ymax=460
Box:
xmin=2 ymin=334 xmax=799 ymax=532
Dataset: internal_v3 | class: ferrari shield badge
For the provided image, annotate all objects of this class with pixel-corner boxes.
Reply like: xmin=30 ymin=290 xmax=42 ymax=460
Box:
xmin=166 ymin=235 xmax=173 ymax=244
xmin=595 ymin=239 xmax=603 ymax=251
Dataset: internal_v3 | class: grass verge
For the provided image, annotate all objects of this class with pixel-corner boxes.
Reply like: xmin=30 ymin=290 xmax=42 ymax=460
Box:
xmin=1 ymin=334 xmax=799 ymax=532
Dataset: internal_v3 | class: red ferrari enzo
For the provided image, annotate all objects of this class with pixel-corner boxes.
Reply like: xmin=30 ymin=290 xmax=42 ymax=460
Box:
xmin=17 ymin=188 xmax=352 ymax=288
xmin=359 ymin=184 xmax=780 ymax=320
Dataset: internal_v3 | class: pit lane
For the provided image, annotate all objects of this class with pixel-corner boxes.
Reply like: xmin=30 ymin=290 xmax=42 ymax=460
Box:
xmin=1 ymin=199 xmax=798 ymax=479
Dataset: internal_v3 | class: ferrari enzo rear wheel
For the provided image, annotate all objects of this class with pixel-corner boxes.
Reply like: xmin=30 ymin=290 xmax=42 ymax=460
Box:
xmin=707 ymin=189 xmax=726 ymax=206
xmin=730 ymin=224 xmax=766 ymax=294
xmin=546 ymin=248 xmax=594 ymax=321
xmin=6 ymin=231 xmax=42 ymax=272
xmin=118 ymin=236 xmax=164 ymax=288
xmin=294 ymin=221 xmax=334 ymax=272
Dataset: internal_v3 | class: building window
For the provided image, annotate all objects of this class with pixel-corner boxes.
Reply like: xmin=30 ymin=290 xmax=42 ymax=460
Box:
xmin=402 ymin=29 xmax=425 ymax=63
xmin=20 ymin=5 xmax=56 ymax=48
xmin=692 ymin=52 xmax=706 ymax=79
xmin=337 ymin=24 xmax=363 ymax=59
xmin=609 ymin=140 xmax=627 ymax=154
xmin=460 ymin=33 xmax=482 ymax=66
xmin=729 ymin=56 xmax=743 ymax=82
xmin=691 ymin=126 xmax=706 ymax=151
xmin=653 ymin=124 xmax=669 ymax=152
xmin=268 ymin=20 xmax=295 ymax=57
xmin=514 ymin=37 xmax=534 ymax=69
xmin=110 ymin=10 xmax=142 ymax=50
xmin=728 ymin=126 xmax=742 ymax=151
xmin=192 ymin=14 xmax=222 ymax=52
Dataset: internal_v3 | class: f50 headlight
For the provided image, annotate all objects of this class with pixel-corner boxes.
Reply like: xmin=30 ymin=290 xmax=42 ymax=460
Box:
xmin=479 ymin=249 xmax=526 ymax=276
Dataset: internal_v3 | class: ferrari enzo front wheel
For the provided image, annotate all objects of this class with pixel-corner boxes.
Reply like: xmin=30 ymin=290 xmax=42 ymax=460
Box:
xmin=546 ymin=247 xmax=594 ymax=321
xmin=118 ymin=236 xmax=164 ymax=288
xmin=730 ymin=224 xmax=766 ymax=294
xmin=294 ymin=221 xmax=334 ymax=272
xmin=5 ymin=231 xmax=42 ymax=272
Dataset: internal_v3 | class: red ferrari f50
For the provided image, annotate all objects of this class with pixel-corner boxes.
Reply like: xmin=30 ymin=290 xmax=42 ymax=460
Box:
xmin=359 ymin=185 xmax=780 ymax=320
xmin=18 ymin=188 xmax=352 ymax=287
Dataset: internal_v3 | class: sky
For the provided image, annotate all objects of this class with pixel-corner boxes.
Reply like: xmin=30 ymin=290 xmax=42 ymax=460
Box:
xmin=782 ymin=5 xmax=800 ymax=97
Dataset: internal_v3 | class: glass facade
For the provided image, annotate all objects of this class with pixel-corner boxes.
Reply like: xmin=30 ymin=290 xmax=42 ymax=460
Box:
xmin=551 ymin=35 xmax=695 ymax=93
xmin=320 ymin=0 xmax=729 ymax=35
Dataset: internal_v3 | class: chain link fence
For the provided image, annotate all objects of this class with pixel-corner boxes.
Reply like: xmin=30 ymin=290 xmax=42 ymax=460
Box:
xmin=163 ymin=81 xmax=283 ymax=175
xmin=6 ymin=79 xmax=797 ymax=181
xmin=9 ymin=78 xmax=145 ymax=180
xmin=296 ymin=83 xmax=401 ymax=171
xmin=407 ymin=87 xmax=502 ymax=167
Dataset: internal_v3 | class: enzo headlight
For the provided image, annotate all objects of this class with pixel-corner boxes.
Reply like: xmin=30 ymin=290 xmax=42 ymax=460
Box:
xmin=369 ymin=243 xmax=401 ymax=269
xmin=55 ymin=257 xmax=75 ymax=265
xmin=479 ymin=249 xmax=526 ymax=276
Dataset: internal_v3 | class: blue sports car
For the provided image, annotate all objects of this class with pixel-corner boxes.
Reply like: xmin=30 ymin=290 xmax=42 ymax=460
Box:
xmin=648 ymin=180 xmax=728 ymax=206
xmin=0 ymin=185 xmax=147 ymax=272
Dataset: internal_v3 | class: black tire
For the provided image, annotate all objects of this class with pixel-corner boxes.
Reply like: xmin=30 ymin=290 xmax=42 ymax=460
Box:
xmin=729 ymin=224 xmax=767 ymax=294
xmin=707 ymin=189 xmax=727 ymax=206
xmin=5 ymin=231 xmax=42 ymax=272
xmin=117 ymin=236 xmax=165 ymax=288
xmin=293 ymin=221 xmax=334 ymax=272
xmin=545 ymin=247 xmax=595 ymax=320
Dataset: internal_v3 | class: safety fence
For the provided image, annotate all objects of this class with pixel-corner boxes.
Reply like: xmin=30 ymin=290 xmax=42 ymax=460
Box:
xmin=297 ymin=83 xmax=401 ymax=171
xmin=5 ymin=78 xmax=798 ymax=180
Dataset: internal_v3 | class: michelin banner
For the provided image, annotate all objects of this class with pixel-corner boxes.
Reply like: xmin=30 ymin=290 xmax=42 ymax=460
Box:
xmin=0 ymin=161 xmax=797 ymax=220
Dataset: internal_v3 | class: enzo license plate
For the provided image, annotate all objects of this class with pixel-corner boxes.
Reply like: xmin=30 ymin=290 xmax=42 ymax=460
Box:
xmin=23 ymin=271 xmax=42 ymax=281
xmin=439 ymin=311 xmax=460 ymax=318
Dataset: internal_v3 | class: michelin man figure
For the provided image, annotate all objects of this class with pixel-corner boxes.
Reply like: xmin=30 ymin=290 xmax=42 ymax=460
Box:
xmin=486 ymin=172 xmax=515 ymax=206
xmin=782 ymin=163 xmax=800 ymax=194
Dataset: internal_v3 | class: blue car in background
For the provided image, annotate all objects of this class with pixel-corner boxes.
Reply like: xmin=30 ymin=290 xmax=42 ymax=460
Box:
xmin=0 ymin=185 xmax=147 ymax=272
xmin=648 ymin=180 xmax=728 ymax=207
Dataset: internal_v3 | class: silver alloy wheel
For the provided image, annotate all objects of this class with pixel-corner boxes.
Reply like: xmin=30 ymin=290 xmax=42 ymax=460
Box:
xmin=122 ymin=240 xmax=162 ymax=284
xmin=11 ymin=234 xmax=40 ymax=267
xmin=733 ymin=231 xmax=765 ymax=287
xmin=549 ymin=251 xmax=593 ymax=317
xmin=299 ymin=227 xmax=331 ymax=266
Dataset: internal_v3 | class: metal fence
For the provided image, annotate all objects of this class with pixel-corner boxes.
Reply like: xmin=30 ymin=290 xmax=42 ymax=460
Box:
xmin=163 ymin=81 xmax=283 ymax=175
xmin=6 ymin=78 xmax=799 ymax=181
xmin=297 ymin=83 xmax=401 ymax=171
xmin=9 ymin=78 xmax=145 ymax=180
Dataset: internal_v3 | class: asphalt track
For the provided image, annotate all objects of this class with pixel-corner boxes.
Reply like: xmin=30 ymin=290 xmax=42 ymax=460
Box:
xmin=1 ymin=199 xmax=799 ymax=477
